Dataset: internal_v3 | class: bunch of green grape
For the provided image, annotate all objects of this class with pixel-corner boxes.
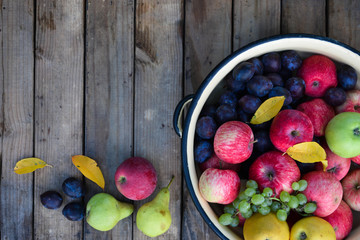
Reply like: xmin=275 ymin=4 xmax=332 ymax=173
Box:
xmin=219 ymin=179 xmax=317 ymax=226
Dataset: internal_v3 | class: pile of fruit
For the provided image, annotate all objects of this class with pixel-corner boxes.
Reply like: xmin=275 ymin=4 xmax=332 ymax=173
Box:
xmin=194 ymin=50 xmax=360 ymax=240
xmin=39 ymin=156 xmax=174 ymax=238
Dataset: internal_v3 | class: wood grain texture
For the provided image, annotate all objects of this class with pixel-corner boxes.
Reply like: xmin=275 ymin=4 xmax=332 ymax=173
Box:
xmin=328 ymin=0 xmax=360 ymax=50
xmin=84 ymin=0 xmax=134 ymax=238
xmin=34 ymin=0 xmax=84 ymax=239
xmin=134 ymin=1 xmax=183 ymax=239
xmin=183 ymin=0 xmax=232 ymax=239
xmin=184 ymin=0 xmax=232 ymax=93
xmin=0 ymin=1 xmax=34 ymax=239
xmin=233 ymin=0 xmax=281 ymax=49
xmin=281 ymin=0 xmax=326 ymax=35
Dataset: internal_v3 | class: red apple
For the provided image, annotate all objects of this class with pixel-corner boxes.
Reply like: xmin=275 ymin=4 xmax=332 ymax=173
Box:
xmin=314 ymin=145 xmax=351 ymax=181
xmin=213 ymin=121 xmax=254 ymax=164
xmin=270 ymin=109 xmax=314 ymax=152
xmin=351 ymin=154 xmax=360 ymax=165
xmin=298 ymin=55 xmax=337 ymax=97
xmin=237 ymin=212 xmax=246 ymax=227
xmin=336 ymin=89 xmax=360 ymax=114
xmin=297 ymin=98 xmax=335 ymax=136
xmin=198 ymin=153 xmax=241 ymax=172
xmin=198 ymin=168 xmax=240 ymax=204
xmin=114 ymin=157 xmax=157 ymax=200
xmin=323 ymin=200 xmax=353 ymax=240
xmin=302 ymin=171 xmax=343 ymax=217
xmin=342 ymin=169 xmax=360 ymax=211
xmin=249 ymin=150 xmax=300 ymax=197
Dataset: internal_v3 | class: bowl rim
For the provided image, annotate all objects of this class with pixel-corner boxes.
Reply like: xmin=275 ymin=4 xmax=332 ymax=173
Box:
xmin=181 ymin=33 xmax=360 ymax=240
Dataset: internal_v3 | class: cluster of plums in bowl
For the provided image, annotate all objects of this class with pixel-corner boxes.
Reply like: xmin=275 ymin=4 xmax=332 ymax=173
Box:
xmin=192 ymin=46 xmax=360 ymax=239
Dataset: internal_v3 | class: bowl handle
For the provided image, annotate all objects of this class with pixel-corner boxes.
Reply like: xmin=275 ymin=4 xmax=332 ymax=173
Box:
xmin=173 ymin=94 xmax=194 ymax=138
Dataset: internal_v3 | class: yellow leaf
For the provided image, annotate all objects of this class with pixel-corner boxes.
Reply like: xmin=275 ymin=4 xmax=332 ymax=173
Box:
xmin=250 ymin=96 xmax=285 ymax=124
xmin=72 ymin=155 xmax=105 ymax=190
xmin=14 ymin=158 xmax=52 ymax=174
xmin=320 ymin=160 xmax=328 ymax=172
xmin=286 ymin=142 xmax=327 ymax=166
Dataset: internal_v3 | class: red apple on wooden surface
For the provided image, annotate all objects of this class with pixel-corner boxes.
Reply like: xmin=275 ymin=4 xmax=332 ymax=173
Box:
xmin=302 ymin=171 xmax=343 ymax=217
xmin=323 ymin=200 xmax=353 ymax=240
xmin=214 ymin=121 xmax=254 ymax=164
xmin=270 ymin=109 xmax=314 ymax=152
xmin=314 ymin=145 xmax=351 ymax=181
xmin=199 ymin=153 xmax=241 ymax=173
xmin=297 ymin=55 xmax=337 ymax=97
xmin=342 ymin=169 xmax=360 ymax=211
xmin=248 ymin=150 xmax=300 ymax=197
xmin=336 ymin=89 xmax=360 ymax=114
xmin=114 ymin=157 xmax=157 ymax=200
xmin=198 ymin=168 xmax=240 ymax=205
xmin=297 ymin=98 xmax=335 ymax=136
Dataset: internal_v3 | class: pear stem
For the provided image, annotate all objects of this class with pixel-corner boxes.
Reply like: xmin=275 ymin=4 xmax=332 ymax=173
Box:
xmin=167 ymin=176 xmax=175 ymax=189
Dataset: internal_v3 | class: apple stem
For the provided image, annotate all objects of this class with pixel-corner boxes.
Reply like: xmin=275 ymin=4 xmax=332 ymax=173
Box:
xmin=167 ymin=175 xmax=175 ymax=189
xmin=249 ymin=139 xmax=258 ymax=145
xmin=354 ymin=127 xmax=360 ymax=136
xmin=356 ymin=185 xmax=360 ymax=190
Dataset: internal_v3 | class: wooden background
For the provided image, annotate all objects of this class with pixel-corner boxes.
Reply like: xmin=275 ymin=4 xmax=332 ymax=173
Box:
xmin=1 ymin=0 xmax=359 ymax=239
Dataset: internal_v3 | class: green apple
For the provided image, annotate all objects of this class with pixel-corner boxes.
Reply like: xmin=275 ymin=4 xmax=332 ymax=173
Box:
xmin=325 ymin=112 xmax=360 ymax=158
xmin=86 ymin=193 xmax=133 ymax=231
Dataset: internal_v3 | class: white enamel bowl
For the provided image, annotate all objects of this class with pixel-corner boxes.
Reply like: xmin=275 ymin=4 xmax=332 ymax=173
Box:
xmin=173 ymin=34 xmax=360 ymax=240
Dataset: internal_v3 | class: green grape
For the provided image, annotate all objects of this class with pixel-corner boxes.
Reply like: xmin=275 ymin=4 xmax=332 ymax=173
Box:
xmin=304 ymin=202 xmax=317 ymax=214
xmin=246 ymin=180 xmax=258 ymax=189
xmin=291 ymin=182 xmax=300 ymax=191
xmin=224 ymin=204 xmax=237 ymax=215
xmin=230 ymin=216 xmax=240 ymax=227
xmin=241 ymin=209 xmax=253 ymax=219
xmin=288 ymin=196 xmax=299 ymax=209
xmin=264 ymin=198 xmax=272 ymax=206
xmin=238 ymin=191 xmax=249 ymax=201
xmin=245 ymin=187 xmax=256 ymax=197
xmin=258 ymin=206 xmax=271 ymax=215
xmin=251 ymin=194 xmax=265 ymax=205
xmin=298 ymin=179 xmax=308 ymax=191
xmin=239 ymin=200 xmax=251 ymax=213
xmin=276 ymin=209 xmax=287 ymax=221
xmin=280 ymin=191 xmax=290 ymax=203
xmin=271 ymin=201 xmax=281 ymax=212
xmin=262 ymin=187 xmax=273 ymax=197
xmin=296 ymin=193 xmax=307 ymax=205
xmin=232 ymin=197 xmax=241 ymax=209
xmin=283 ymin=203 xmax=290 ymax=213
xmin=251 ymin=204 xmax=258 ymax=213
xmin=219 ymin=213 xmax=233 ymax=225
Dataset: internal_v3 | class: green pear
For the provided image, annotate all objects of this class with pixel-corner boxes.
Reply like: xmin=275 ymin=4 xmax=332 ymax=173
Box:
xmin=86 ymin=193 xmax=133 ymax=231
xmin=136 ymin=176 xmax=174 ymax=237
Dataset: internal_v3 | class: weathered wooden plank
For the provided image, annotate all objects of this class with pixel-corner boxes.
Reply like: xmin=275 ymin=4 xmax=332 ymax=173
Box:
xmin=233 ymin=0 xmax=281 ymax=49
xmin=281 ymin=0 xmax=326 ymax=35
xmin=184 ymin=0 xmax=232 ymax=93
xmin=33 ymin=1 xmax=84 ymax=239
xmin=328 ymin=0 xmax=360 ymax=50
xmin=134 ymin=1 xmax=183 ymax=239
xmin=183 ymin=0 xmax=232 ymax=239
xmin=84 ymin=0 xmax=134 ymax=239
xmin=0 ymin=1 xmax=34 ymax=239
